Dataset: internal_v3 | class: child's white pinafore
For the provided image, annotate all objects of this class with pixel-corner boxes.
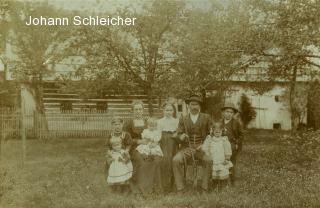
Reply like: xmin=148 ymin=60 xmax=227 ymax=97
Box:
xmin=107 ymin=133 xmax=133 ymax=184
xmin=202 ymin=136 xmax=233 ymax=180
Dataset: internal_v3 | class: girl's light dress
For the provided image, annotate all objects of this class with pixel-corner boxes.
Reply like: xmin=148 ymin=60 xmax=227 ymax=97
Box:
xmin=136 ymin=129 xmax=163 ymax=157
xmin=107 ymin=133 xmax=133 ymax=184
xmin=202 ymin=135 xmax=233 ymax=180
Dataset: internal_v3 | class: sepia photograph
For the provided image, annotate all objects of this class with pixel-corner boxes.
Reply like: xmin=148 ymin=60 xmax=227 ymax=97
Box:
xmin=0 ymin=0 xmax=320 ymax=207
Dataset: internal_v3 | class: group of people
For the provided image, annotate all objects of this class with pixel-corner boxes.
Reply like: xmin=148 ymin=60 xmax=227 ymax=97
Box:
xmin=104 ymin=95 xmax=243 ymax=195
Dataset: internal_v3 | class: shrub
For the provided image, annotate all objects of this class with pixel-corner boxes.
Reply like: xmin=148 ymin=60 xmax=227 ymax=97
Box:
xmin=204 ymin=93 xmax=224 ymax=119
xmin=239 ymin=94 xmax=256 ymax=128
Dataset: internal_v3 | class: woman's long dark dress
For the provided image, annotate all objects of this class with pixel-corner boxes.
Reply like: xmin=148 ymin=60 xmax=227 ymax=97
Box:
xmin=123 ymin=119 xmax=163 ymax=194
xmin=160 ymin=131 xmax=178 ymax=192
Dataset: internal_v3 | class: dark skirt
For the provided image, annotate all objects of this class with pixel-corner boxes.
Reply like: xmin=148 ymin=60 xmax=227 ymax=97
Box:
xmin=160 ymin=131 xmax=177 ymax=192
xmin=130 ymin=150 xmax=163 ymax=195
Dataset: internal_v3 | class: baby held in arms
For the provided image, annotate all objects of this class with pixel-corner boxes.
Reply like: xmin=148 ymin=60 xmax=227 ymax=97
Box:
xmin=136 ymin=117 xmax=163 ymax=161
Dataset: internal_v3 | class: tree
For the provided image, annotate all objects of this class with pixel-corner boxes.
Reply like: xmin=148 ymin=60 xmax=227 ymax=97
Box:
xmin=239 ymin=93 xmax=256 ymax=128
xmin=171 ymin=0 xmax=257 ymax=107
xmin=8 ymin=1 xmax=70 ymax=112
xmin=67 ymin=0 xmax=185 ymax=115
xmin=0 ymin=0 xmax=19 ymax=108
xmin=246 ymin=0 xmax=320 ymax=130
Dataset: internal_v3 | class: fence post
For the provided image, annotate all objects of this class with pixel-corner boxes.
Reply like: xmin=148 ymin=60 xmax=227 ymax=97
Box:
xmin=21 ymin=86 xmax=27 ymax=163
xmin=39 ymin=112 xmax=43 ymax=140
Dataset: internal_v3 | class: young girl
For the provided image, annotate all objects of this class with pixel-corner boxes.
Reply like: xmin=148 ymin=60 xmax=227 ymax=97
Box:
xmin=136 ymin=117 xmax=163 ymax=160
xmin=105 ymin=117 xmax=133 ymax=193
xmin=201 ymin=121 xmax=233 ymax=190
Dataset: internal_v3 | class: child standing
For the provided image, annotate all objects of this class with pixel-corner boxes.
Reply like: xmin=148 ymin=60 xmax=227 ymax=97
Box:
xmin=105 ymin=117 xmax=133 ymax=193
xmin=201 ymin=121 xmax=233 ymax=190
xmin=221 ymin=103 xmax=243 ymax=185
xmin=136 ymin=117 xmax=163 ymax=160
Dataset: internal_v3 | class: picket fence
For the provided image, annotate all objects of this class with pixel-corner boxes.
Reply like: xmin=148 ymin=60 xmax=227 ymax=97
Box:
xmin=0 ymin=108 xmax=162 ymax=139
xmin=0 ymin=108 xmax=21 ymax=139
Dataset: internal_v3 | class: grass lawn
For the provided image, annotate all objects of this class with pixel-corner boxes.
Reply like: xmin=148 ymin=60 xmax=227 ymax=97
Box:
xmin=0 ymin=130 xmax=319 ymax=208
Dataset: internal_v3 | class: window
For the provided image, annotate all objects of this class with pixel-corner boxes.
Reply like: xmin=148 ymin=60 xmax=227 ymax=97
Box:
xmin=96 ymin=101 xmax=108 ymax=112
xmin=273 ymin=123 xmax=281 ymax=130
xmin=177 ymin=104 xmax=182 ymax=112
xmin=60 ymin=101 xmax=73 ymax=112
xmin=275 ymin=96 xmax=280 ymax=102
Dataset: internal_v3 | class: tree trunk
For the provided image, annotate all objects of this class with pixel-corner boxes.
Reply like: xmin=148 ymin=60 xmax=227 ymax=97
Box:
xmin=307 ymin=80 xmax=320 ymax=130
xmin=32 ymin=72 xmax=49 ymax=139
xmin=20 ymin=85 xmax=27 ymax=163
xmin=289 ymin=66 xmax=297 ymax=132
xmin=201 ymin=87 xmax=206 ymax=113
xmin=146 ymin=87 xmax=154 ymax=116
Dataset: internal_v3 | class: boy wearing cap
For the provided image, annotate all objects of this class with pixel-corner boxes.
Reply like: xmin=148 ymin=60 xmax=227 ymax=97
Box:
xmin=172 ymin=95 xmax=212 ymax=192
xmin=221 ymin=103 xmax=244 ymax=185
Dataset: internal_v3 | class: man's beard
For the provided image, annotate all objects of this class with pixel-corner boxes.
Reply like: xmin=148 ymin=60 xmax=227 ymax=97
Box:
xmin=190 ymin=109 xmax=200 ymax=114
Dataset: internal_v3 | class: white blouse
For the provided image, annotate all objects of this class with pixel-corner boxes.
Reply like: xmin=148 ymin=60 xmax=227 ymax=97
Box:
xmin=157 ymin=117 xmax=179 ymax=132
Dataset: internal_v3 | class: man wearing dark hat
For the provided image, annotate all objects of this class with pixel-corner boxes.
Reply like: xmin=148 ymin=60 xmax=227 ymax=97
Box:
xmin=221 ymin=102 xmax=244 ymax=185
xmin=172 ymin=95 xmax=212 ymax=192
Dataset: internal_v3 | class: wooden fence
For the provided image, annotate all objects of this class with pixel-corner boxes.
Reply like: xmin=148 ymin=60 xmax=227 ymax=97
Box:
xmin=0 ymin=108 xmax=162 ymax=139
xmin=36 ymin=112 xmax=133 ymax=139
xmin=0 ymin=108 xmax=21 ymax=139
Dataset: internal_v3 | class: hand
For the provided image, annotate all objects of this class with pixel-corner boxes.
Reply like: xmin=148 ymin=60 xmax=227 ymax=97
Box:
xmin=118 ymin=156 xmax=126 ymax=163
xmin=121 ymin=154 xmax=130 ymax=163
xmin=180 ymin=133 xmax=188 ymax=141
xmin=149 ymin=142 xmax=157 ymax=148
xmin=172 ymin=132 xmax=178 ymax=138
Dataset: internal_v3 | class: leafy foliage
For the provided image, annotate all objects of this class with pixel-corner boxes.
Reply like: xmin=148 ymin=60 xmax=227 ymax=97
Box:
xmin=0 ymin=0 xmax=10 ymax=53
xmin=3 ymin=0 xmax=320 ymax=122
xmin=204 ymin=92 xmax=224 ymax=119
xmin=173 ymin=0 xmax=255 ymax=96
xmin=239 ymin=94 xmax=256 ymax=128
xmin=5 ymin=1 xmax=71 ymax=111
xmin=246 ymin=0 xmax=320 ymax=129
xmin=0 ymin=81 xmax=19 ymax=107
xmin=66 ymin=0 xmax=185 ymax=114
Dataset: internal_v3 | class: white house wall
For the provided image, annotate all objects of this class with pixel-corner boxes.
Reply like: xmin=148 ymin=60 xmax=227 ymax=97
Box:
xmin=224 ymin=84 xmax=293 ymax=130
